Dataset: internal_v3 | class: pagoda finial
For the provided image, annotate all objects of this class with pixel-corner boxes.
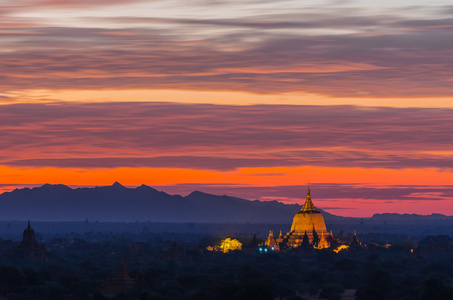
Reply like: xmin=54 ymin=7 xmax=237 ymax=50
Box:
xmin=27 ymin=220 xmax=31 ymax=229
xmin=301 ymin=184 xmax=317 ymax=212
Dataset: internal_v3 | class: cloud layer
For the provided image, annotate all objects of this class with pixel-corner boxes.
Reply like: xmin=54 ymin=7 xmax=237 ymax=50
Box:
xmin=1 ymin=102 xmax=453 ymax=170
xmin=155 ymin=183 xmax=453 ymax=204
xmin=1 ymin=2 xmax=452 ymax=98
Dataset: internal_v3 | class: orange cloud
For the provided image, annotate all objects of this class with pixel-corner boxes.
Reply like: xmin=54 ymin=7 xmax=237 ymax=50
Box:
xmin=1 ymin=165 xmax=452 ymax=191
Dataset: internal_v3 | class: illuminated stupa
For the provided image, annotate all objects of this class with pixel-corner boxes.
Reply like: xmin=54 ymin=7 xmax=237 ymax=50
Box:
xmin=291 ymin=187 xmax=327 ymax=232
xmin=285 ymin=186 xmax=331 ymax=249
xmin=262 ymin=186 xmax=334 ymax=252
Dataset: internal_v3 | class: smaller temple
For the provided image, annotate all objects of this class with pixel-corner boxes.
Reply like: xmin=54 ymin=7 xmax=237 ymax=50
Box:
xmin=99 ymin=261 xmax=136 ymax=297
xmin=276 ymin=231 xmax=284 ymax=244
xmin=350 ymin=231 xmax=362 ymax=248
xmin=243 ymin=234 xmax=262 ymax=254
xmin=317 ymin=231 xmax=330 ymax=249
xmin=14 ymin=221 xmax=47 ymax=261
xmin=264 ymin=231 xmax=280 ymax=251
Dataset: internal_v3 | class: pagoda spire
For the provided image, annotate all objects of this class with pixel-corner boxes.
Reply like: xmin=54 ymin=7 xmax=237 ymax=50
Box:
xmin=301 ymin=184 xmax=318 ymax=212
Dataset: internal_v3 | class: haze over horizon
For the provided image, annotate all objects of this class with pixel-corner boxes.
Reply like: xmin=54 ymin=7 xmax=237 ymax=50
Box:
xmin=1 ymin=0 xmax=453 ymax=217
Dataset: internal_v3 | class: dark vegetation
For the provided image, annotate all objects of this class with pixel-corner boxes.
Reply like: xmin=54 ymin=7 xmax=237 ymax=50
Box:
xmin=0 ymin=229 xmax=453 ymax=299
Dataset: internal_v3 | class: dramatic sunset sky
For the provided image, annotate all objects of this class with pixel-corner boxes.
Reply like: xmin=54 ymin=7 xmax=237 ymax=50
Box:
xmin=1 ymin=0 xmax=452 ymax=217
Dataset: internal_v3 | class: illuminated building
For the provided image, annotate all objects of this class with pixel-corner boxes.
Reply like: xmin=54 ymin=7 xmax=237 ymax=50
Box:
xmin=264 ymin=231 xmax=279 ymax=251
xmin=265 ymin=186 xmax=333 ymax=250
xmin=220 ymin=238 xmax=242 ymax=253
xmin=276 ymin=230 xmax=284 ymax=244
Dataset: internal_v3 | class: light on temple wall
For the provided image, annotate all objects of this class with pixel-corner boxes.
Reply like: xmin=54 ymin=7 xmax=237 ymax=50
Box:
xmin=219 ymin=238 xmax=242 ymax=253
xmin=333 ymin=245 xmax=349 ymax=253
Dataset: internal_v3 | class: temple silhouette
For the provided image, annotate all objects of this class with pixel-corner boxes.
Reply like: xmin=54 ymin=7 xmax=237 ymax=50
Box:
xmin=8 ymin=221 xmax=48 ymax=261
xmin=99 ymin=260 xmax=137 ymax=297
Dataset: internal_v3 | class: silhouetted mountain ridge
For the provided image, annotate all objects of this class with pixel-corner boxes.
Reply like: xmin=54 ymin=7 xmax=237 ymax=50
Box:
xmin=370 ymin=212 xmax=453 ymax=223
xmin=0 ymin=183 xmax=305 ymax=222
xmin=1 ymin=183 xmax=450 ymax=223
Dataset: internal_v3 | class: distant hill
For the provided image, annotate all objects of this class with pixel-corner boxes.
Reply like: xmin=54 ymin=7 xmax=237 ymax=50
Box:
xmin=370 ymin=213 xmax=453 ymax=224
xmin=1 ymin=183 xmax=451 ymax=225
xmin=0 ymin=182 xmax=310 ymax=222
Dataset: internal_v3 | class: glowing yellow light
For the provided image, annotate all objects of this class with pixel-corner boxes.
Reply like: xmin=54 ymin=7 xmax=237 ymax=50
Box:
xmin=219 ymin=238 xmax=242 ymax=253
xmin=333 ymin=245 xmax=349 ymax=253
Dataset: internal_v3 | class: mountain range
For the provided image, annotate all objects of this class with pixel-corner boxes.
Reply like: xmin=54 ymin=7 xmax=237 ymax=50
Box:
xmin=0 ymin=182 xmax=309 ymax=222
xmin=0 ymin=183 xmax=451 ymax=224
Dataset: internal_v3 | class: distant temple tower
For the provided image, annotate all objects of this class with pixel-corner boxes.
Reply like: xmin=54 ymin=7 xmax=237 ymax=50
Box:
xmin=22 ymin=220 xmax=38 ymax=248
xmin=264 ymin=231 xmax=280 ymax=251
xmin=100 ymin=261 xmax=136 ymax=296
xmin=15 ymin=221 xmax=47 ymax=260
xmin=350 ymin=231 xmax=362 ymax=248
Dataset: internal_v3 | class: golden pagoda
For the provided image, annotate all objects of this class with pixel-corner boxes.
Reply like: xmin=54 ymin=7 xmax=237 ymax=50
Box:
xmin=285 ymin=186 xmax=331 ymax=249
xmin=262 ymin=185 xmax=334 ymax=252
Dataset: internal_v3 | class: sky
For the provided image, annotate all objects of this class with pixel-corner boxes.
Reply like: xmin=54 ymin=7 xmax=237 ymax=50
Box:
xmin=1 ymin=0 xmax=453 ymax=217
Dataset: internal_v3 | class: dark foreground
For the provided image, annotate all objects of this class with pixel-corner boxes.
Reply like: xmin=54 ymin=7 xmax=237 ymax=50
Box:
xmin=0 ymin=224 xmax=452 ymax=299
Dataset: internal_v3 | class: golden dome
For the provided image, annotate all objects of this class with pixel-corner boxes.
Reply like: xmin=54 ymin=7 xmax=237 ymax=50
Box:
xmin=290 ymin=187 xmax=327 ymax=234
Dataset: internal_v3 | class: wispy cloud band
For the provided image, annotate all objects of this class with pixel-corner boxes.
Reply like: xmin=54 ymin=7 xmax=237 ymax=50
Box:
xmin=1 ymin=102 xmax=453 ymax=170
xmin=1 ymin=2 xmax=452 ymax=97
